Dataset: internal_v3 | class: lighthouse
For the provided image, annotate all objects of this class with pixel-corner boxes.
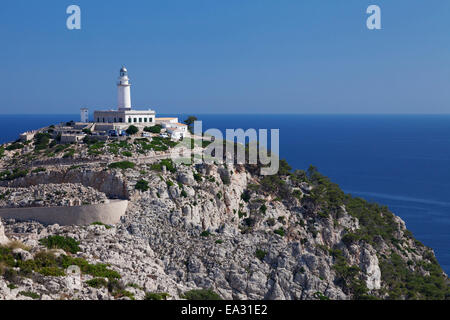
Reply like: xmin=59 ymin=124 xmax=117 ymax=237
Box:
xmin=117 ymin=66 xmax=131 ymax=111
xmin=93 ymin=66 xmax=156 ymax=125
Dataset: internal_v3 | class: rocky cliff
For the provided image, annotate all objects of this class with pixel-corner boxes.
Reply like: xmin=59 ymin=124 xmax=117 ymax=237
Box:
xmin=0 ymin=157 xmax=448 ymax=300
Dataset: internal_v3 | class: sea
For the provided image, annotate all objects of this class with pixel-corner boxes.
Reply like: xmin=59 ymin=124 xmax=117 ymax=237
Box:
xmin=0 ymin=114 xmax=449 ymax=274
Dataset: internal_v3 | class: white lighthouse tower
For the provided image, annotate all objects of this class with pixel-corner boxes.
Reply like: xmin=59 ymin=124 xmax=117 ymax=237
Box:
xmin=117 ymin=66 xmax=131 ymax=111
xmin=93 ymin=66 xmax=156 ymax=125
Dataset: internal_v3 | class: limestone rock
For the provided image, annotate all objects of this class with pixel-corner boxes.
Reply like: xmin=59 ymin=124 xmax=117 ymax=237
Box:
xmin=0 ymin=219 xmax=8 ymax=245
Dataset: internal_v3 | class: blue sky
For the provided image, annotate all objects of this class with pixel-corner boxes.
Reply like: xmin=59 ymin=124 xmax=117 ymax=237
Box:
xmin=0 ymin=0 xmax=449 ymax=114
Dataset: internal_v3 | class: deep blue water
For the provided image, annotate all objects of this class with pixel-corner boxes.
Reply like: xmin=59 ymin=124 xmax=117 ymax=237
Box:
xmin=1 ymin=114 xmax=449 ymax=274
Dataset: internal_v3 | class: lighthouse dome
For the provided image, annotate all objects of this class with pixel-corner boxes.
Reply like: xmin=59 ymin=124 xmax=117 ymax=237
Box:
xmin=120 ymin=66 xmax=127 ymax=73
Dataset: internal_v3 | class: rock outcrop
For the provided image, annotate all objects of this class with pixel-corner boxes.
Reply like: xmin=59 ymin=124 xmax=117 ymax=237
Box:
xmin=0 ymin=183 xmax=108 ymax=208
xmin=0 ymin=219 xmax=8 ymax=245
xmin=0 ymin=140 xmax=448 ymax=300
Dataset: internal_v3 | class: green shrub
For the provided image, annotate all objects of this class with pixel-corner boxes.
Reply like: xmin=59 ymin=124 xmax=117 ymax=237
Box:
xmin=200 ymin=231 xmax=211 ymax=237
xmin=126 ymin=125 xmax=139 ymax=135
xmin=86 ymin=278 xmax=108 ymax=288
xmin=149 ymin=159 xmax=176 ymax=173
xmin=161 ymin=159 xmax=176 ymax=173
xmin=135 ymin=179 xmax=149 ymax=192
xmin=113 ymin=289 xmax=135 ymax=300
xmin=259 ymin=204 xmax=267 ymax=214
xmin=255 ymin=249 xmax=267 ymax=261
xmin=238 ymin=210 xmax=247 ymax=219
xmin=0 ymin=168 xmax=29 ymax=181
xmin=61 ymin=256 xmax=121 ymax=280
xmin=122 ymin=151 xmax=133 ymax=157
xmin=241 ymin=190 xmax=251 ymax=203
xmin=83 ymin=136 xmax=100 ymax=145
xmin=144 ymin=125 xmax=162 ymax=134
xmin=19 ymin=291 xmax=40 ymax=300
xmin=53 ymin=144 xmax=68 ymax=153
xmin=31 ymin=167 xmax=46 ymax=174
xmin=314 ymin=292 xmax=330 ymax=300
xmin=34 ymin=133 xmax=51 ymax=151
xmin=6 ymin=143 xmax=24 ymax=151
xmin=182 ymin=289 xmax=222 ymax=300
xmin=166 ymin=180 xmax=174 ymax=187
xmin=91 ymin=222 xmax=112 ymax=229
xmin=63 ymin=148 xmax=75 ymax=158
xmin=274 ymin=228 xmax=285 ymax=237
xmin=145 ymin=292 xmax=170 ymax=300
xmin=38 ymin=266 xmax=65 ymax=277
xmin=342 ymin=233 xmax=360 ymax=246
xmin=39 ymin=236 xmax=80 ymax=254
xmin=193 ymin=172 xmax=202 ymax=182
xmin=108 ymin=161 xmax=135 ymax=170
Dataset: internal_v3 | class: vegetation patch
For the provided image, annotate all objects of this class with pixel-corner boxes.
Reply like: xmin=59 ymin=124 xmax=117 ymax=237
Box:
xmin=145 ymin=292 xmax=170 ymax=300
xmin=39 ymin=236 xmax=80 ymax=254
xmin=255 ymin=249 xmax=267 ymax=261
xmin=200 ymin=231 xmax=211 ymax=237
xmin=63 ymin=148 xmax=75 ymax=158
xmin=126 ymin=125 xmax=139 ymax=135
xmin=182 ymin=289 xmax=222 ymax=300
xmin=274 ymin=227 xmax=285 ymax=237
xmin=144 ymin=125 xmax=162 ymax=133
xmin=91 ymin=222 xmax=112 ymax=229
xmin=6 ymin=142 xmax=24 ymax=151
xmin=150 ymin=159 xmax=176 ymax=173
xmin=86 ymin=278 xmax=108 ymax=288
xmin=108 ymin=161 xmax=135 ymax=170
xmin=0 ymin=168 xmax=29 ymax=181
xmin=19 ymin=291 xmax=40 ymax=300
xmin=135 ymin=179 xmax=149 ymax=192
xmin=34 ymin=133 xmax=51 ymax=151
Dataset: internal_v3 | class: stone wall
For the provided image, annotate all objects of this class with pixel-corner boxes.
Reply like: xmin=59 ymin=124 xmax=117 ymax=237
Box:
xmin=0 ymin=169 xmax=129 ymax=200
xmin=0 ymin=200 xmax=128 ymax=226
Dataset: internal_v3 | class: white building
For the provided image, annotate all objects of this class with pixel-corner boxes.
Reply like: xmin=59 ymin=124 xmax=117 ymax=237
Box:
xmin=164 ymin=122 xmax=189 ymax=140
xmin=93 ymin=67 xmax=156 ymax=125
xmin=163 ymin=122 xmax=188 ymax=134
xmin=156 ymin=117 xmax=179 ymax=125
xmin=80 ymin=108 xmax=89 ymax=123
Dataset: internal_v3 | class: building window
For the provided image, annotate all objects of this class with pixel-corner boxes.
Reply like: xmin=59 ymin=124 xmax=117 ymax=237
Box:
xmin=128 ymin=118 xmax=132 ymax=123
xmin=103 ymin=118 xmax=105 ymax=123
xmin=114 ymin=118 xmax=116 ymax=123
xmin=149 ymin=118 xmax=153 ymax=122
xmin=134 ymin=118 xmax=137 ymax=123
xmin=119 ymin=118 xmax=123 ymax=123
xmin=144 ymin=118 xmax=147 ymax=122
xmin=97 ymin=118 xmax=100 ymax=122
xmin=139 ymin=118 xmax=142 ymax=123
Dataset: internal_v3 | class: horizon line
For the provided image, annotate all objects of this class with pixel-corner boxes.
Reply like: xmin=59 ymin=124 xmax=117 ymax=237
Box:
xmin=1 ymin=113 xmax=450 ymax=116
